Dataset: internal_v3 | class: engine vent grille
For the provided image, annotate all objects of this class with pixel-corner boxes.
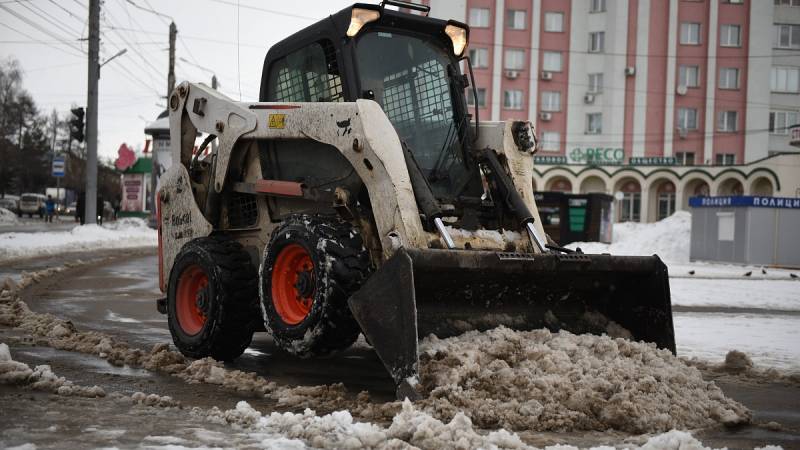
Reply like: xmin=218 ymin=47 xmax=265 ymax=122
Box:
xmin=228 ymin=193 xmax=258 ymax=228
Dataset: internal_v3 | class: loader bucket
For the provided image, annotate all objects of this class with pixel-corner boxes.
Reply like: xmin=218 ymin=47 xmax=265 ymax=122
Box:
xmin=347 ymin=248 xmax=674 ymax=399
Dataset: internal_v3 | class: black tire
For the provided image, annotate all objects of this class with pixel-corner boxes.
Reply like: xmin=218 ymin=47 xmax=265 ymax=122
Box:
xmin=260 ymin=215 xmax=370 ymax=358
xmin=167 ymin=236 xmax=259 ymax=361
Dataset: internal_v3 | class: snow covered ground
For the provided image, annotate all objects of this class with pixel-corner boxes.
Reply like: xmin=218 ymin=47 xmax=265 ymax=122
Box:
xmin=0 ymin=218 xmax=156 ymax=262
xmin=568 ymin=212 xmax=800 ymax=371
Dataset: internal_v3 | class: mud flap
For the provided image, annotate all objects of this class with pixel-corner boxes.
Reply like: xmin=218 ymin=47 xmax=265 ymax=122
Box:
xmin=348 ymin=248 xmax=674 ymax=399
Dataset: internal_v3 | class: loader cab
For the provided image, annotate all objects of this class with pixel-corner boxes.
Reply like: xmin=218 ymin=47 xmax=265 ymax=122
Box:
xmin=259 ymin=2 xmax=477 ymax=203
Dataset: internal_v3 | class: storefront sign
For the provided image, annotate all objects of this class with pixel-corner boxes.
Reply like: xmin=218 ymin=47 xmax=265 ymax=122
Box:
xmin=534 ymin=155 xmax=567 ymax=165
xmin=689 ymin=196 xmax=800 ymax=209
xmin=121 ymin=174 xmax=144 ymax=212
xmin=569 ymin=147 xmax=624 ymax=165
xmin=629 ymin=156 xmax=676 ymax=166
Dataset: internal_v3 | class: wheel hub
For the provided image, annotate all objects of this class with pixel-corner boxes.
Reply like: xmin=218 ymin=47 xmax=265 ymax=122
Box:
xmin=195 ymin=288 xmax=209 ymax=312
xmin=271 ymin=244 xmax=315 ymax=325
xmin=294 ymin=270 xmax=314 ymax=298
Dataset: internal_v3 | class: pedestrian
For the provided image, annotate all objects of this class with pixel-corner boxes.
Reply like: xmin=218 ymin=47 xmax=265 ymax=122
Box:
xmin=45 ymin=195 xmax=55 ymax=223
xmin=76 ymin=191 xmax=85 ymax=225
xmin=96 ymin=195 xmax=104 ymax=225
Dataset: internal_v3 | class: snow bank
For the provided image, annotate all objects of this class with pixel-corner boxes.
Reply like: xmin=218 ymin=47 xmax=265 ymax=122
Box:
xmin=0 ymin=207 xmax=18 ymax=225
xmin=567 ymin=211 xmax=690 ymax=263
xmin=417 ymin=326 xmax=750 ymax=434
xmin=0 ymin=218 xmax=155 ymax=262
xmin=670 ymin=278 xmax=800 ymax=311
xmin=675 ymin=312 xmax=800 ymax=372
xmin=0 ymin=342 xmax=105 ymax=397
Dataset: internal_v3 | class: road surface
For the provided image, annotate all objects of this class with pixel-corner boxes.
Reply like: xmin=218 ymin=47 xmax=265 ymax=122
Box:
xmin=1 ymin=251 xmax=798 ymax=448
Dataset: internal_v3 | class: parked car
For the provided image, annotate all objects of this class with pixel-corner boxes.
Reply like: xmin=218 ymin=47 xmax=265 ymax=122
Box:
xmin=19 ymin=193 xmax=47 ymax=218
xmin=0 ymin=197 xmax=19 ymax=215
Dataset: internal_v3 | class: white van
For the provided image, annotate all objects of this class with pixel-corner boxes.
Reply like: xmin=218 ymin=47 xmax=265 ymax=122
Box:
xmin=19 ymin=193 xmax=47 ymax=218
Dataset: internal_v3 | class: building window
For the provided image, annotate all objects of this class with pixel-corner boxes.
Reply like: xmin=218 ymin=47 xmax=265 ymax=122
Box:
xmin=588 ymin=32 xmax=605 ymax=53
xmin=677 ymin=108 xmax=698 ymax=130
xmin=507 ymin=10 xmax=526 ymax=30
xmin=541 ymin=91 xmax=561 ymax=111
xmin=724 ymin=0 xmax=744 ymax=3
xmin=720 ymin=24 xmax=742 ymax=47
xmin=468 ymin=48 xmax=489 ymax=68
xmin=590 ymin=0 xmax=607 ymax=13
xmin=675 ymin=152 xmax=695 ymax=165
xmin=619 ymin=193 xmax=641 ymax=222
xmin=678 ymin=65 xmax=700 ymax=88
xmin=540 ymin=131 xmax=560 ymax=151
xmin=769 ymin=110 xmax=799 ymax=134
xmin=680 ymin=23 xmax=701 ymax=45
xmin=771 ymin=66 xmax=800 ymax=92
xmin=544 ymin=12 xmax=564 ymax=32
xmin=588 ymin=73 xmax=604 ymax=93
xmin=503 ymin=90 xmax=524 ymax=109
xmin=715 ymin=153 xmax=736 ymax=165
xmin=466 ymin=87 xmax=487 ymax=107
xmin=718 ymin=111 xmax=738 ymax=132
xmin=775 ymin=0 xmax=800 ymax=5
xmin=469 ymin=8 xmax=490 ymax=28
xmin=586 ymin=113 xmax=602 ymax=134
xmin=775 ymin=24 xmax=800 ymax=49
xmin=543 ymin=51 xmax=563 ymax=72
xmin=657 ymin=192 xmax=676 ymax=221
xmin=719 ymin=67 xmax=740 ymax=89
xmin=504 ymin=49 xmax=525 ymax=70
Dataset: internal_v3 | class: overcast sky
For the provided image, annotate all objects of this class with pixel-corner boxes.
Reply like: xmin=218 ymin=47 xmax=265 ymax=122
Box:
xmin=0 ymin=0 xmax=360 ymax=161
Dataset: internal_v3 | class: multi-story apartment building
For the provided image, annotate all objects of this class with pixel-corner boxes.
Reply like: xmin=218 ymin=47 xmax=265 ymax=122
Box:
xmin=409 ymin=0 xmax=800 ymax=222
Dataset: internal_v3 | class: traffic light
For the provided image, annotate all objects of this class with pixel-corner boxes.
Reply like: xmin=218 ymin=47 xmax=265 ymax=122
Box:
xmin=70 ymin=107 xmax=85 ymax=143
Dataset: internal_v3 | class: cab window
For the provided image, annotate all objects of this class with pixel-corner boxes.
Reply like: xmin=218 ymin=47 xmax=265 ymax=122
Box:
xmin=267 ymin=40 xmax=343 ymax=102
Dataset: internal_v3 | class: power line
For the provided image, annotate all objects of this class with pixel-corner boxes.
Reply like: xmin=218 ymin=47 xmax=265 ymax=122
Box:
xmin=0 ymin=4 xmax=85 ymax=55
xmin=17 ymin=1 xmax=84 ymax=40
xmin=124 ymin=0 xmax=172 ymax=22
xmin=100 ymin=11 xmax=166 ymax=85
xmin=0 ymin=21 xmax=83 ymax=58
xmin=469 ymin=39 xmax=800 ymax=60
xmin=104 ymin=25 xmax=266 ymax=48
xmin=205 ymin=0 xmax=316 ymax=22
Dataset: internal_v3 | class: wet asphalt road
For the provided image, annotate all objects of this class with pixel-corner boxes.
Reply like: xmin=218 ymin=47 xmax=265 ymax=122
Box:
xmin=0 ymin=216 xmax=78 ymax=233
xmin=19 ymin=252 xmax=397 ymax=400
xmin=2 ymin=251 xmax=799 ymax=448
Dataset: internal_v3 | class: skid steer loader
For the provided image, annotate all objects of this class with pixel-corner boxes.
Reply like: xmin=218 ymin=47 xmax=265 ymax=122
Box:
xmin=156 ymin=1 xmax=674 ymax=399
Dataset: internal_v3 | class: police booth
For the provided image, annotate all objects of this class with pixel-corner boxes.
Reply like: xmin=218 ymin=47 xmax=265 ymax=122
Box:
xmin=689 ymin=196 xmax=800 ymax=267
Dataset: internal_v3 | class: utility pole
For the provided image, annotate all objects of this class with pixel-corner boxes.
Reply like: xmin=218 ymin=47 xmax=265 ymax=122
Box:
xmin=168 ymin=22 xmax=177 ymax=96
xmin=51 ymin=111 xmax=60 ymax=214
xmin=84 ymin=0 xmax=100 ymax=225
xmin=151 ymin=21 xmax=177 ymax=220
xmin=211 ymin=75 xmax=218 ymax=155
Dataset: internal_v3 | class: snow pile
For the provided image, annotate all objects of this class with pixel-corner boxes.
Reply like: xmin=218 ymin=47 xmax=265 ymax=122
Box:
xmin=205 ymin=400 xmax=773 ymax=450
xmin=0 ymin=343 xmax=105 ymax=397
xmin=0 ymin=218 xmax=155 ymax=262
xmin=445 ymin=226 xmax=522 ymax=251
xmin=0 ymin=207 xmax=18 ymax=224
xmin=130 ymin=391 xmax=180 ymax=408
xmin=567 ymin=211 xmax=690 ymax=263
xmin=417 ymin=326 xmax=750 ymax=434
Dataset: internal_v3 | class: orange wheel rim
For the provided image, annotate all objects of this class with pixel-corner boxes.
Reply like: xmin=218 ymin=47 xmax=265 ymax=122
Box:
xmin=272 ymin=243 xmax=315 ymax=325
xmin=176 ymin=264 xmax=209 ymax=335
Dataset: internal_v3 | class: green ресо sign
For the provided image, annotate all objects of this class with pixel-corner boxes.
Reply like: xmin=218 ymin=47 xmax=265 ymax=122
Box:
xmin=569 ymin=147 xmax=624 ymax=165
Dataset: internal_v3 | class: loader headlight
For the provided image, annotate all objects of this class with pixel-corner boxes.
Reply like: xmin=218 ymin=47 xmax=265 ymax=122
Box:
xmin=347 ymin=8 xmax=381 ymax=37
xmin=445 ymin=24 xmax=468 ymax=56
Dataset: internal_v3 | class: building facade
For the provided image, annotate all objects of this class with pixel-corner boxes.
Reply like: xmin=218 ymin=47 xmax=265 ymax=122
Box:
xmin=413 ymin=0 xmax=800 ymax=222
